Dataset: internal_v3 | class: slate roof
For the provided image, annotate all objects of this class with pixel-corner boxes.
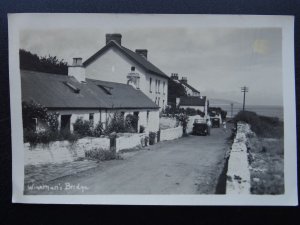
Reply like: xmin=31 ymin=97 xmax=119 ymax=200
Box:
xmin=83 ymin=41 xmax=169 ymax=79
xmin=181 ymin=82 xmax=200 ymax=93
xmin=21 ymin=70 xmax=159 ymax=110
xmin=179 ymin=96 xmax=207 ymax=107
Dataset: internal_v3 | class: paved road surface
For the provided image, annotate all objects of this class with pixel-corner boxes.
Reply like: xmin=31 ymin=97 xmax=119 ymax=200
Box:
xmin=26 ymin=127 xmax=231 ymax=195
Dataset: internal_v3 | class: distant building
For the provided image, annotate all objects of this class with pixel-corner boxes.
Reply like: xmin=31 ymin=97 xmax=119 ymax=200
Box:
xmin=70 ymin=33 xmax=169 ymax=111
xmin=170 ymin=73 xmax=200 ymax=97
xmin=176 ymin=96 xmax=209 ymax=116
xmin=21 ymin=70 xmax=160 ymax=134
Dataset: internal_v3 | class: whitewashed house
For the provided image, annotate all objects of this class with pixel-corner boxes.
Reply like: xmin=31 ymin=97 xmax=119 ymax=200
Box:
xmin=21 ymin=69 xmax=160 ymax=134
xmin=176 ymin=96 xmax=209 ymax=116
xmin=80 ymin=33 xmax=169 ymax=111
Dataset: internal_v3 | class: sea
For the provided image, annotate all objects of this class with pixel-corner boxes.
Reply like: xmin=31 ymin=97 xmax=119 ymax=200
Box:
xmin=211 ymin=104 xmax=284 ymax=121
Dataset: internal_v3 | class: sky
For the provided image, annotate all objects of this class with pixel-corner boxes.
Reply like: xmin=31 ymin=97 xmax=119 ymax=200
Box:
xmin=20 ymin=27 xmax=283 ymax=106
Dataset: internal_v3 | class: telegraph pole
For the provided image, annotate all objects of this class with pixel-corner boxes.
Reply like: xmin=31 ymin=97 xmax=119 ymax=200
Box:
xmin=241 ymin=86 xmax=249 ymax=111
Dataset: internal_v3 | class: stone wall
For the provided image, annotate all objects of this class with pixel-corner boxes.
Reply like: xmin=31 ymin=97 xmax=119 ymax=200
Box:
xmin=116 ymin=133 xmax=147 ymax=152
xmin=25 ymin=137 xmax=110 ymax=166
xmin=160 ymin=126 xmax=183 ymax=141
xmin=25 ymin=132 xmax=150 ymax=165
xmin=226 ymin=122 xmax=253 ymax=194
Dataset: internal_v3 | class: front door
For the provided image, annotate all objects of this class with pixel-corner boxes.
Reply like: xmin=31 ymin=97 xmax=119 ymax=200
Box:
xmin=61 ymin=115 xmax=71 ymax=133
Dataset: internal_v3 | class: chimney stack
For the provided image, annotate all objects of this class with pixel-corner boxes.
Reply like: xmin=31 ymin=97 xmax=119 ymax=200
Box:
xmin=68 ymin=57 xmax=86 ymax=83
xmin=171 ymin=73 xmax=179 ymax=80
xmin=72 ymin=57 xmax=82 ymax=66
xmin=135 ymin=49 xmax=148 ymax=59
xmin=181 ymin=77 xmax=187 ymax=84
xmin=106 ymin=33 xmax=122 ymax=45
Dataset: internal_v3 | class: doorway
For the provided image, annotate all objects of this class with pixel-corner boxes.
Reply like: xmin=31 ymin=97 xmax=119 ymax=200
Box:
xmin=61 ymin=115 xmax=71 ymax=133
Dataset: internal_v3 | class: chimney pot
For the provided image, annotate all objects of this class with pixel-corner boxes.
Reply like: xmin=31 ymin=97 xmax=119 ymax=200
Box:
xmin=181 ymin=77 xmax=187 ymax=84
xmin=171 ymin=73 xmax=179 ymax=80
xmin=106 ymin=33 xmax=122 ymax=45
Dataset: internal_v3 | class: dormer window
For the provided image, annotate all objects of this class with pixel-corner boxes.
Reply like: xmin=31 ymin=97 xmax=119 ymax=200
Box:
xmin=97 ymin=85 xmax=112 ymax=95
xmin=63 ymin=81 xmax=80 ymax=93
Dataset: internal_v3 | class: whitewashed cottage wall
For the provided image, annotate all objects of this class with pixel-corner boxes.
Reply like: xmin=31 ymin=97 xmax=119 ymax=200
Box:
xmin=53 ymin=108 xmax=159 ymax=134
xmin=85 ymin=47 xmax=168 ymax=111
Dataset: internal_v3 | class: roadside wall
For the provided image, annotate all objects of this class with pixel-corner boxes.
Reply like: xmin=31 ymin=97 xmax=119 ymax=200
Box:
xmin=116 ymin=133 xmax=147 ymax=152
xmin=226 ymin=122 xmax=253 ymax=194
xmin=160 ymin=126 xmax=183 ymax=141
xmin=25 ymin=132 xmax=149 ymax=165
xmin=25 ymin=137 xmax=110 ymax=165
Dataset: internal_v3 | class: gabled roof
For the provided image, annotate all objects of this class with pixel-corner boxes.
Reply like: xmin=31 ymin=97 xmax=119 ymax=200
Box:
xmin=179 ymin=96 xmax=207 ymax=107
xmin=180 ymin=81 xmax=200 ymax=93
xmin=83 ymin=41 xmax=169 ymax=79
xmin=21 ymin=70 xmax=158 ymax=110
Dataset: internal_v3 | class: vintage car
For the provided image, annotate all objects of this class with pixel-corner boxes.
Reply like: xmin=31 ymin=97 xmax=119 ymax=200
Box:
xmin=192 ymin=119 xmax=209 ymax=136
xmin=211 ymin=118 xmax=220 ymax=128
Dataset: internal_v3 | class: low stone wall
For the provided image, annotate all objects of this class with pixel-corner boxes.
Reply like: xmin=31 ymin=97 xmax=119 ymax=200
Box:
xmin=25 ymin=132 xmax=150 ymax=165
xmin=116 ymin=133 xmax=147 ymax=152
xmin=160 ymin=126 xmax=183 ymax=141
xmin=226 ymin=122 xmax=253 ymax=194
xmin=25 ymin=137 xmax=110 ymax=166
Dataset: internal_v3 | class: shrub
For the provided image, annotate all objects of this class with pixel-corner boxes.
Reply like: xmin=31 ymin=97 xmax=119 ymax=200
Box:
xmin=233 ymin=111 xmax=283 ymax=138
xmin=59 ymin=130 xmax=79 ymax=143
xmin=139 ymin=125 xmax=145 ymax=133
xmin=104 ymin=112 xmax=126 ymax=134
xmin=176 ymin=113 xmax=189 ymax=134
xmin=73 ymin=118 xmax=93 ymax=137
xmin=85 ymin=148 xmax=119 ymax=161
xmin=24 ymin=129 xmax=78 ymax=146
xmin=125 ymin=114 xmax=138 ymax=133
xmin=22 ymin=101 xmax=59 ymax=132
xmin=93 ymin=121 xmax=104 ymax=137
xmin=186 ymin=107 xmax=197 ymax=116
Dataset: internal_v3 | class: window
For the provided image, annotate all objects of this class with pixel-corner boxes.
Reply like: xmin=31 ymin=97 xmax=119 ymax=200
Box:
xmin=163 ymin=100 xmax=165 ymax=109
xmin=97 ymin=85 xmax=112 ymax=95
xmin=158 ymin=97 xmax=160 ymax=106
xmin=158 ymin=80 xmax=161 ymax=93
xmin=163 ymin=81 xmax=165 ymax=94
xmin=63 ymin=81 xmax=80 ymax=93
xmin=155 ymin=97 xmax=157 ymax=104
xmin=149 ymin=78 xmax=152 ymax=92
xmin=155 ymin=80 xmax=157 ymax=93
xmin=89 ymin=113 xmax=94 ymax=125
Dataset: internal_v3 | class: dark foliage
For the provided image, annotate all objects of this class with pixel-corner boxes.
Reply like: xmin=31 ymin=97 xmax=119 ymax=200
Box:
xmin=85 ymin=148 xmax=119 ymax=161
xmin=167 ymin=78 xmax=187 ymax=107
xmin=73 ymin=118 xmax=93 ymax=137
xmin=233 ymin=111 xmax=283 ymax=138
xmin=22 ymin=101 xmax=59 ymax=132
xmin=20 ymin=49 xmax=68 ymax=75
xmin=208 ymin=107 xmax=227 ymax=120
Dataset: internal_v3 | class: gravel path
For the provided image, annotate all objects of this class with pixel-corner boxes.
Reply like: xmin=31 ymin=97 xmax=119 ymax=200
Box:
xmin=25 ymin=127 xmax=232 ymax=195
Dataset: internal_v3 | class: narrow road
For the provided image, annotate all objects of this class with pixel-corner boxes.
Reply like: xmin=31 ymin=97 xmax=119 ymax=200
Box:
xmin=26 ymin=127 xmax=232 ymax=195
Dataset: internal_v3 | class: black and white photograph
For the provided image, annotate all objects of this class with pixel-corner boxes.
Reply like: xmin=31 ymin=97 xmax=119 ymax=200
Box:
xmin=9 ymin=14 xmax=297 ymax=205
